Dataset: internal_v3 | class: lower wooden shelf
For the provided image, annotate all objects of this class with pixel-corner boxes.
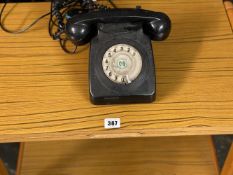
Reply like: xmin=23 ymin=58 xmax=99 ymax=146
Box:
xmin=0 ymin=159 xmax=9 ymax=175
xmin=17 ymin=136 xmax=218 ymax=175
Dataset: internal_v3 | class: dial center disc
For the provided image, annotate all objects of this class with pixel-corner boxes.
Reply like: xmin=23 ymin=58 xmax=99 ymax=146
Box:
xmin=102 ymin=44 xmax=142 ymax=84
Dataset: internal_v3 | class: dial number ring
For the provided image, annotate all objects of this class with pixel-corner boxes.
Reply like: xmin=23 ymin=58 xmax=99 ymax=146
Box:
xmin=102 ymin=44 xmax=142 ymax=84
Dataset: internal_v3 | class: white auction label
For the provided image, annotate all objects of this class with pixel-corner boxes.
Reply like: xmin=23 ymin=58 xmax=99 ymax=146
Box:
xmin=104 ymin=118 xmax=121 ymax=129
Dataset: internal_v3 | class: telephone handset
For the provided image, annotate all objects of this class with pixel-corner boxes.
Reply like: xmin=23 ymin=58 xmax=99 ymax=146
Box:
xmin=66 ymin=8 xmax=171 ymax=45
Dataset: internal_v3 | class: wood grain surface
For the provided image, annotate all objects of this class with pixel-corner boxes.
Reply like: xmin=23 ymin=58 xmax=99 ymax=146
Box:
xmin=0 ymin=0 xmax=233 ymax=142
xmin=18 ymin=136 xmax=218 ymax=175
xmin=224 ymin=1 xmax=233 ymax=30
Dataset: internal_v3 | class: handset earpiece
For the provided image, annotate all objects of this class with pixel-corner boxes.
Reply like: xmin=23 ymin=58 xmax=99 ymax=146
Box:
xmin=66 ymin=22 xmax=96 ymax=45
xmin=143 ymin=17 xmax=171 ymax=41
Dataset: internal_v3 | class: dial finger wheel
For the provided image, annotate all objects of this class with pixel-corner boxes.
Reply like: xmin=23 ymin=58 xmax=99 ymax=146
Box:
xmin=102 ymin=44 xmax=142 ymax=84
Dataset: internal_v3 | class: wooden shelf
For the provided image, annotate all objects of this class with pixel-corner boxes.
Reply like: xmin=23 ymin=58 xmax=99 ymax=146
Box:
xmin=0 ymin=0 xmax=233 ymax=142
xmin=17 ymin=136 xmax=219 ymax=175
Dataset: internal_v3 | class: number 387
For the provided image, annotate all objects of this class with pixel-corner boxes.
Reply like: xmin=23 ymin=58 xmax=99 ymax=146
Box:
xmin=108 ymin=121 xmax=118 ymax=126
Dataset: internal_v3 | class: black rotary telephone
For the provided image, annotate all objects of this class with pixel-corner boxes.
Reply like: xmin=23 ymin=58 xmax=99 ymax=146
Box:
xmin=52 ymin=1 xmax=172 ymax=105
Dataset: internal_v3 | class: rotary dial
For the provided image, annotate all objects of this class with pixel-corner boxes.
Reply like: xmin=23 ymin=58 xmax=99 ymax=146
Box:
xmin=102 ymin=44 xmax=142 ymax=84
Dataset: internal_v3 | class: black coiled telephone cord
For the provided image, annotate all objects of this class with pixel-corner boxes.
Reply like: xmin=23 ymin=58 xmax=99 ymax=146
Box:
xmin=0 ymin=0 xmax=116 ymax=53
